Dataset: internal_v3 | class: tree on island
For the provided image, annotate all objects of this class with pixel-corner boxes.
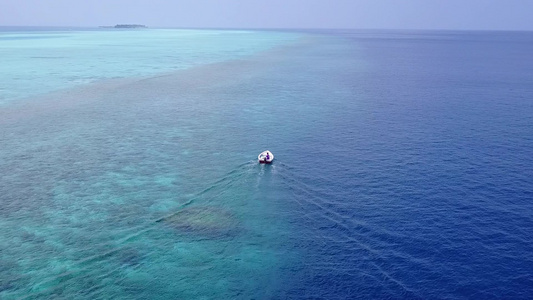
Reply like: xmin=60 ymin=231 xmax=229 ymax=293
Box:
xmin=100 ymin=24 xmax=147 ymax=28
xmin=114 ymin=24 xmax=147 ymax=28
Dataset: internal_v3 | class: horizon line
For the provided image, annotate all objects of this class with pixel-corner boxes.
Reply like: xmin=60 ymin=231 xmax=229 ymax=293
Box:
xmin=1 ymin=25 xmax=533 ymax=33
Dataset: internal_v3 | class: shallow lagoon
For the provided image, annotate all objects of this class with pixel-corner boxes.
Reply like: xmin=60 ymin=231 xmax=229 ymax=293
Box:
xmin=1 ymin=28 xmax=533 ymax=299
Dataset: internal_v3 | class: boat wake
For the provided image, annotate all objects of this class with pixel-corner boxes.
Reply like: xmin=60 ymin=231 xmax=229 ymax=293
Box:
xmin=15 ymin=160 xmax=282 ymax=299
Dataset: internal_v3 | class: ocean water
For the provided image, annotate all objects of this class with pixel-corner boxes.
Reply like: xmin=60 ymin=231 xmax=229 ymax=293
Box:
xmin=1 ymin=28 xmax=533 ymax=299
xmin=0 ymin=28 xmax=296 ymax=104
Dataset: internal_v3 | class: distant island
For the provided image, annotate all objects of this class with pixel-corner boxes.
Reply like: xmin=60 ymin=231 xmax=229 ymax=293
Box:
xmin=99 ymin=24 xmax=147 ymax=29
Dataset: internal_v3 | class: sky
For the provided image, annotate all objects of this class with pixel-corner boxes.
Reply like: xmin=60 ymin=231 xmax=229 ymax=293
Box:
xmin=1 ymin=0 xmax=533 ymax=30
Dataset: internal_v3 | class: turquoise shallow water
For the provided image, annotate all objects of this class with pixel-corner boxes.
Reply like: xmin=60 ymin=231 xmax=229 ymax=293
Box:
xmin=1 ymin=28 xmax=303 ymax=299
xmin=1 ymin=28 xmax=533 ymax=299
xmin=0 ymin=28 xmax=297 ymax=104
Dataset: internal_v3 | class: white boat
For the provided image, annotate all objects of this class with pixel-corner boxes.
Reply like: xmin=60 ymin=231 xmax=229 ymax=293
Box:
xmin=258 ymin=150 xmax=274 ymax=164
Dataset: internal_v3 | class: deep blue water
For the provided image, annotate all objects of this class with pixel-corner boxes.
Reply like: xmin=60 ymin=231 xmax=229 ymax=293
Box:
xmin=275 ymin=30 xmax=533 ymax=299
xmin=1 ymin=29 xmax=533 ymax=299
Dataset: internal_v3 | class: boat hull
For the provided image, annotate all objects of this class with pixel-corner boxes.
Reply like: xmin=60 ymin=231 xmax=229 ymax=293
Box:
xmin=258 ymin=150 xmax=274 ymax=163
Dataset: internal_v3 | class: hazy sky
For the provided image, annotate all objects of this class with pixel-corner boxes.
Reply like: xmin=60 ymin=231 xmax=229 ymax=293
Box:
xmin=1 ymin=0 xmax=532 ymax=30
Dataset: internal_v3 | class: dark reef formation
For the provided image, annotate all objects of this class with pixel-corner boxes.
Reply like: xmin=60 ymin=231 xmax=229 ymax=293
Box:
xmin=160 ymin=206 xmax=240 ymax=239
